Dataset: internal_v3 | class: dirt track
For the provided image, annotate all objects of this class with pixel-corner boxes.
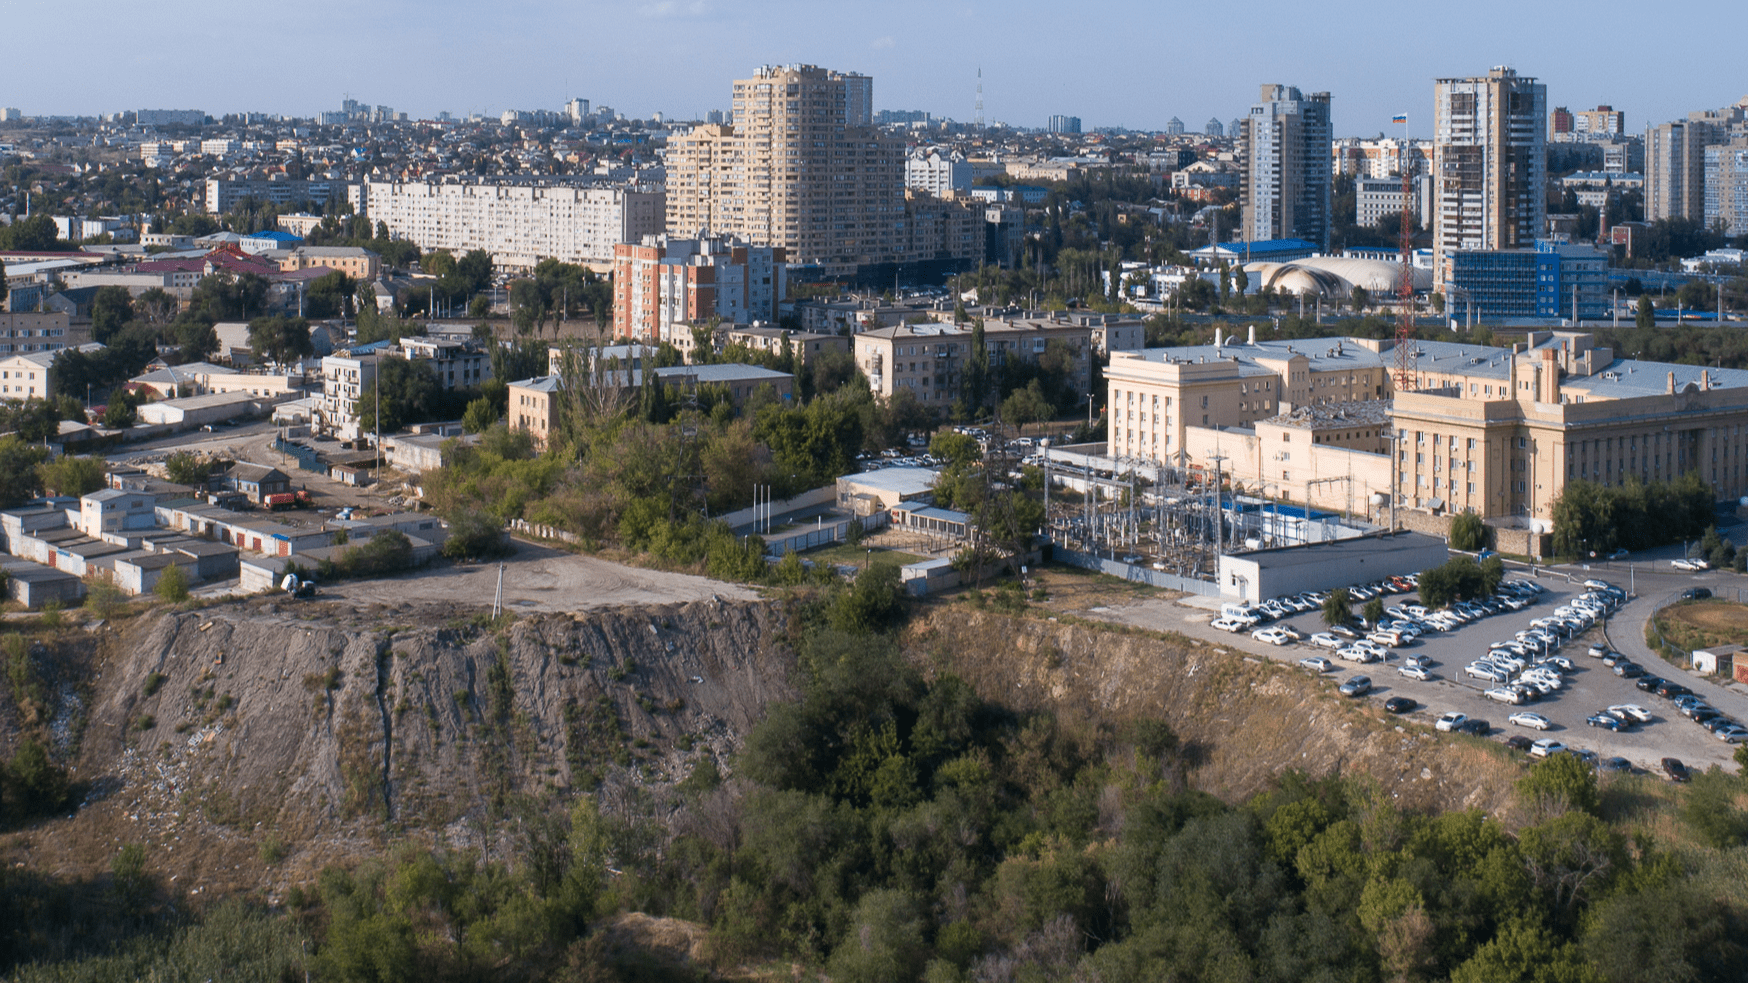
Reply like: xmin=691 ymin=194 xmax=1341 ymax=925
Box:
xmin=320 ymin=539 xmax=762 ymax=612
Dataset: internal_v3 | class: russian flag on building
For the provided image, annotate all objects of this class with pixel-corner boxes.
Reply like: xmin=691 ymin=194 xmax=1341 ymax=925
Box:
xmin=1391 ymin=113 xmax=1408 ymax=123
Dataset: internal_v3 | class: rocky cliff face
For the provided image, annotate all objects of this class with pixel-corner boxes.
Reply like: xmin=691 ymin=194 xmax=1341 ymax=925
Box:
xmin=906 ymin=608 xmax=1521 ymax=816
xmin=5 ymin=594 xmax=1522 ymax=894
xmin=11 ymin=596 xmax=794 ymax=888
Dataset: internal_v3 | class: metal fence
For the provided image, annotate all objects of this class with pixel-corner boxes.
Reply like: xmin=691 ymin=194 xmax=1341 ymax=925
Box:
xmin=1646 ymin=586 xmax=1748 ymax=661
xmin=760 ymin=512 xmax=889 ymax=556
xmin=1052 ymin=547 xmax=1222 ymax=596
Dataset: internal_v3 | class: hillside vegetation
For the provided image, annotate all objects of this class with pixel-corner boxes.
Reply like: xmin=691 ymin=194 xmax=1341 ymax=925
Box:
xmin=2 ymin=587 xmax=1747 ymax=981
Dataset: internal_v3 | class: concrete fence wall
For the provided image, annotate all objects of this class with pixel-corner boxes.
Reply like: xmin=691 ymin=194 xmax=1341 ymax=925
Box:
xmin=1052 ymin=546 xmax=1222 ymax=596
xmin=719 ymin=485 xmax=837 ymax=531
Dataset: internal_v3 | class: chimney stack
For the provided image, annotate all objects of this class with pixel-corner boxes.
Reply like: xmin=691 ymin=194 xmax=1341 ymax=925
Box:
xmin=1248 ymin=324 xmax=1257 ymax=345
xmin=1215 ymin=327 xmax=1223 ymax=348
xmin=1669 ymin=371 xmax=1677 ymax=394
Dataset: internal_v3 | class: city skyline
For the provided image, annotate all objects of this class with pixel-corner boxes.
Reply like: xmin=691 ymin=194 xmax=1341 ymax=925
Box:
xmin=4 ymin=0 xmax=1746 ymax=135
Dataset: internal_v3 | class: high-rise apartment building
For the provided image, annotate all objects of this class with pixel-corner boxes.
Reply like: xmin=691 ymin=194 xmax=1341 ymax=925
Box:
xmin=666 ymin=65 xmax=905 ymax=275
xmin=842 ymin=73 xmax=872 ymax=127
xmin=1240 ymin=84 xmax=1332 ymax=250
xmin=1705 ymin=138 xmax=1748 ymax=237
xmin=1646 ymin=119 xmax=1727 ymax=223
xmin=1431 ymin=67 xmax=1546 ymax=291
xmin=1573 ymin=105 xmax=1624 ymax=137
xmin=1048 ymin=115 xmax=1081 ymax=134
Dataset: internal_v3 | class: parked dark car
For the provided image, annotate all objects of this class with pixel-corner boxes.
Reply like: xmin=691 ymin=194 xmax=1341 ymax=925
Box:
xmin=1456 ymin=718 xmax=1491 ymax=736
xmin=1384 ymin=696 xmax=1416 ymax=714
xmin=1680 ymin=587 xmax=1713 ymax=600
xmin=1657 ymin=681 xmax=1694 ymax=699
xmin=1661 ymin=757 xmax=1692 ymax=782
xmin=1503 ymin=735 xmax=1533 ymax=751
xmin=1637 ymin=676 xmax=1667 ymax=693
xmin=1614 ymin=663 xmax=1646 ymax=679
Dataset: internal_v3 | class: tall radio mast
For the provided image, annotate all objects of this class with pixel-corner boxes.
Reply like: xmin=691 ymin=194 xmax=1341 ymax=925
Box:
xmin=1394 ymin=115 xmax=1417 ymax=393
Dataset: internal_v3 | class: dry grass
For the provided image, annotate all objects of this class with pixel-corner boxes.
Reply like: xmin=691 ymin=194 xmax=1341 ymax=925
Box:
xmin=1654 ymin=599 xmax=1748 ymax=656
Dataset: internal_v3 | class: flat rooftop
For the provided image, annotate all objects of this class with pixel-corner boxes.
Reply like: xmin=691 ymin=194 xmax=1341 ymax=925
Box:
xmin=1236 ymin=531 xmax=1447 ymax=573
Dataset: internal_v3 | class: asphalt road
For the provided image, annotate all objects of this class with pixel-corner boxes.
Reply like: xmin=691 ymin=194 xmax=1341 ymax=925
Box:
xmin=1095 ymin=557 xmax=1748 ymax=774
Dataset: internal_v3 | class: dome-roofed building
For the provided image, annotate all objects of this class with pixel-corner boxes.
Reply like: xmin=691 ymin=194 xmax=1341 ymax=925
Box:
xmin=1240 ymin=255 xmax=1432 ymax=298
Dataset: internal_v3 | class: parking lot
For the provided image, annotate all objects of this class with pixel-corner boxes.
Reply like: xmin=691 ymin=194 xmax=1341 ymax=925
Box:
xmin=1093 ymin=574 xmax=1743 ymax=774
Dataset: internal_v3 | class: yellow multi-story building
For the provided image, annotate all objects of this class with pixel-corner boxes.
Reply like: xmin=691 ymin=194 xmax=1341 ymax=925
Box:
xmin=1109 ymin=329 xmax=1748 ymax=536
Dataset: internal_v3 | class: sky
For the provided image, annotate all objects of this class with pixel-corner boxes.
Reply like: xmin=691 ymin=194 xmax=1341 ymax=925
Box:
xmin=8 ymin=0 xmax=1747 ymax=138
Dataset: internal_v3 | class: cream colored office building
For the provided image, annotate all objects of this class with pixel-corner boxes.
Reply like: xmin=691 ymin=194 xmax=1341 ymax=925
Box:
xmin=1108 ymin=330 xmax=1748 ymax=531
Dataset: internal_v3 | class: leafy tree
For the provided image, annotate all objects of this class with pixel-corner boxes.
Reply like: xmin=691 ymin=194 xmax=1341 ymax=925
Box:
xmin=154 ymin=562 xmax=191 ymax=602
xmin=355 ymin=357 xmax=442 ymax=433
xmin=1636 ymin=295 xmax=1655 ymax=329
xmin=303 ymin=270 xmax=355 ymax=319
xmin=1450 ymin=511 xmax=1487 ymax=551
xmin=1516 ymin=752 xmax=1601 ymax=816
xmin=828 ymin=889 xmax=930 ymax=983
xmin=462 ymin=397 xmax=496 ymax=434
xmin=1679 ymin=767 xmax=1748 ymax=848
xmin=0 ymin=215 xmax=65 ymax=251
xmin=1363 ymin=597 xmax=1385 ymax=627
xmin=440 ymin=509 xmax=513 ymax=560
xmin=930 ymin=431 xmax=982 ymax=467
xmin=102 ymin=388 xmax=143 ymax=427
xmin=1450 ymin=917 xmax=1596 ymax=983
xmin=188 ymin=271 xmax=268 ymax=321
xmin=246 ymin=315 xmax=313 ymax=366
xmin=1000 ymin=379 xmax=1053 ymax=434
xmin=0 ymin=436 xmax=51 ymax=506
xmin=831 ymin=560 xmax=906 ymax=634
xmin=1351 ymin=285 xmax=1371 ymax=311
xmin=1321 ymin=587 xmax=1352 ymax=626
xmin=89 ymin=286 xmax=135 ymax=343
xmin=37 ymin=454 xmax=107 ymax=497
xmin=457 ymin=249 xmax=494 ymax=293
xmin=164 ymin=450 xmax=214 ymax=486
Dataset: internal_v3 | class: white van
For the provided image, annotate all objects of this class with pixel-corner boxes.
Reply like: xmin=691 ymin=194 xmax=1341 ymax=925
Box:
xmin=1221 ymin=602 xmax=1258 ymax=621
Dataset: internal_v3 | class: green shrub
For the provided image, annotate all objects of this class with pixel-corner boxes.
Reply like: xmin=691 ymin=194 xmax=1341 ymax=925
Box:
xmin=154 ymin=563 xmax=191 ymax=603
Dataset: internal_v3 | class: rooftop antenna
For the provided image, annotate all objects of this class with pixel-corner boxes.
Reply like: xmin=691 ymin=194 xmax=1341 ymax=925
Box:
xmin=1393 ymin=111 xmax=1417 ymax=393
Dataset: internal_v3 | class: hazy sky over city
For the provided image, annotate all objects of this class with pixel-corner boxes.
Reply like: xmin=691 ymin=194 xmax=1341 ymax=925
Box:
xmin=10 ymin=0 xmax=1746 ymax=135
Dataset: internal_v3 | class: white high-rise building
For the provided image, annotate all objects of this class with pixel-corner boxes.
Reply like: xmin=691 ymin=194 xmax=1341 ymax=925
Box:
xmin=365 ymin=178 xmax=665 ymax=270
xmin=1240 ymin=84 xmax=1332 ymax=249
xmin=906 ymin=150 xmax=972 ymax=195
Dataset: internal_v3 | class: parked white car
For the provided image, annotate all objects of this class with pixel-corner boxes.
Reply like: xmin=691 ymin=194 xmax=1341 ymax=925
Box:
xmin=1310 ymin=633 xmax=1344 ymax=649
xmin=1435 ymin=711 xmax=1469 ymax=733
xmin=1485 ymin=686 xmax=1525 ymax=705
xmin=1210 ymin=617 xmax=1248 ymax=633
xmin=1607 ymin=704 xmax=1653 ymax=723
xmin=1509 ymin=711 xmax=1552 ymax=730
xmin=1251 ymin=627 xmax=1292 ymax=646
xmin=1397 ymin=665 xmax=1433 ymax=681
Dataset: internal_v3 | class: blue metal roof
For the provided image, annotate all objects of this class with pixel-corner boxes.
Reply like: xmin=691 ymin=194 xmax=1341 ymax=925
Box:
xmin=1213 ymin=238 xmax=1319 ymax=256
xmin=244 ymin=230 xmax=303 ymax=242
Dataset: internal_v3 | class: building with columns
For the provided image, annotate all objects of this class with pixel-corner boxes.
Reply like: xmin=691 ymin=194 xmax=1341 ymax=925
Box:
xmin=1106 ymin=330 xmax=1748 ymax=538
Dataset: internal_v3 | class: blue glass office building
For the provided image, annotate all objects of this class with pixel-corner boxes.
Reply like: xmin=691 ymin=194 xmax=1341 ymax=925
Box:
xmin=1446 ymin=240 xmax=1608 ymax=320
